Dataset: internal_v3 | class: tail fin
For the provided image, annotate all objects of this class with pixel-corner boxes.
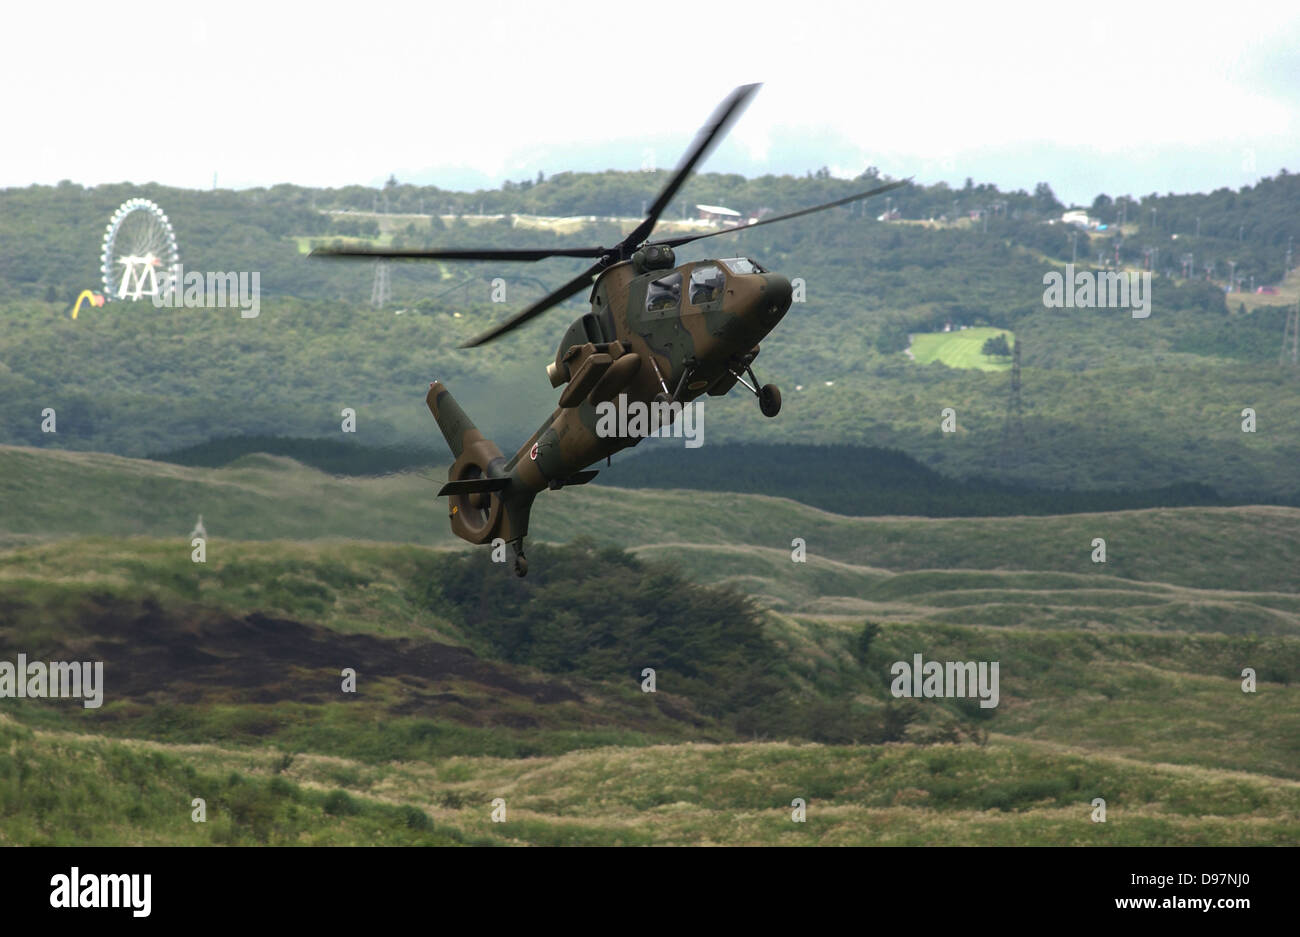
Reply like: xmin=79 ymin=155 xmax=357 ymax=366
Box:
xmin=426 ymin=381 xmax=535 ymax=547
xmin=427 ymin=381 xmax=489 ymax=461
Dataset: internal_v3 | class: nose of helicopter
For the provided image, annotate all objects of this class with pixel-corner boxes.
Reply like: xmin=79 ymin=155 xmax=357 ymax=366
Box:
xmin=759 ymin=274 xmax=793 ymax=321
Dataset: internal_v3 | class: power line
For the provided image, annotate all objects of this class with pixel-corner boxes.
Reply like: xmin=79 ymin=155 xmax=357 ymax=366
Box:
xmin=998 ymin=338 xmax=1025 ymax=472
xmin=1282 ymin=303 xmax=1299 ymax=367
xmin=371 ymin=261 xmax=391 ymax=308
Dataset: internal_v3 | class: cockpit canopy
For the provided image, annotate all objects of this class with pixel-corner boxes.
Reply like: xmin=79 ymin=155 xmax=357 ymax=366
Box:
xmin=645 ymin=272 xmax=681 ymax=316
xmin=689 ymin=263 xmax=725 ymax=305
xmin=645 ymin=258 xmax=767 ymax=319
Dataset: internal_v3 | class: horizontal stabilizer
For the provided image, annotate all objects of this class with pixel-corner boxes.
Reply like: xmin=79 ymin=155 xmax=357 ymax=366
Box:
xmin=437 ymin=477 xmax=510 ymax=498
xmin=547 ymin=470 xmax=600 ymax=490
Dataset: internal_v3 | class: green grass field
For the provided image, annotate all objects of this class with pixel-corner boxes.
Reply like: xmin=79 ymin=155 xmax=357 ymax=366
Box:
xmin=6 ymin=716 xmax=1297 ymax=846
xmin=2 ymin=446 xmax=1297 ymax=845
xmin=909 ymin=327 xmax=1016 ymax=371
xmin=2 ymin=530 xmax=1296 ymax=845
xmin=6 ymin=445 xmax=1299 ymax=597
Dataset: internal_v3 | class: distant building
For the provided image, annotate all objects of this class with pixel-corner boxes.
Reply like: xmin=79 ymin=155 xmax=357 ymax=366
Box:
xmin=696 ymin=204 xmax=743 ymax=227
xmin=1062 ymin=209 xmax=1096 ymax=229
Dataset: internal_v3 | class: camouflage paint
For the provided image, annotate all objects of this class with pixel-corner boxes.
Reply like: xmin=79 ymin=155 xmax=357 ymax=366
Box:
xmin=427 ymin=255 xmax=793 ymax=553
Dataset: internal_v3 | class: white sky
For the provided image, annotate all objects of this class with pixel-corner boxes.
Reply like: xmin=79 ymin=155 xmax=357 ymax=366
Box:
xmin=6 ymin=1 xmax=1298 ymax=205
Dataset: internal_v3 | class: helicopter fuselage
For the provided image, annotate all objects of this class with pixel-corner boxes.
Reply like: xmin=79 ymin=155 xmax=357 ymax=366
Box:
xmin=513 ymin=252 xmax=792 ymax=485
xmin=430 ymin=250 xmax=793 ymax=554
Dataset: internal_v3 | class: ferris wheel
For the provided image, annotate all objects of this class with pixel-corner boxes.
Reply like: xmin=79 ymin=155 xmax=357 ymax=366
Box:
xmin=101 ymin=198 xmax=180 ymax=301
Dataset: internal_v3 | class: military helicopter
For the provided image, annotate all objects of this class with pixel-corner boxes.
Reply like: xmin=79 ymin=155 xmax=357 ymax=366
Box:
xmin=313 ymin=83 xmax=905 ymax=576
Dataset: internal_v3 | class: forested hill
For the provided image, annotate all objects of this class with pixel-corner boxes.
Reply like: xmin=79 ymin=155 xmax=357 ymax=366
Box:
xmin=147 ymin=435 xmax=1268 ymax=516
xmin=2 ymin=169 xmax=1298 ymax=501
xmin=2 ymin=169 xmax=1298 ymax=304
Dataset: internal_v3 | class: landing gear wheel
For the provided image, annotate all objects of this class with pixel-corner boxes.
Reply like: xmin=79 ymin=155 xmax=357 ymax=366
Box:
xmin=759 ymin=383 xmax=782 ymax=418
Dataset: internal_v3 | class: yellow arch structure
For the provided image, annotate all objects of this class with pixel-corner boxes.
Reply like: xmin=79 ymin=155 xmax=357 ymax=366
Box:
xmin=71 ymin=290 xmax=105 ymax=320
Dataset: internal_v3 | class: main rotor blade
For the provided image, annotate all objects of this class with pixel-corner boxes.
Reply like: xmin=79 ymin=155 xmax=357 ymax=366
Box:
xmin=620 ymin=83 xmax=761 ymax=251
xmin=461 ymin=261 xmax=604 ymax=348
xmin=649 ymin=178 xmax=912 ymax=250
xmin=310 ymin=245 xmax=608 ymax=262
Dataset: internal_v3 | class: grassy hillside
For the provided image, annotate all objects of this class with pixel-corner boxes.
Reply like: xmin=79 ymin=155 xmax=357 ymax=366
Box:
xmin=1 ymin=534 xmax=1297 ymax=844
xmin=3 ymin=446 xmax=1297 ymax=598
xmin=145 ymin=436 xmax=1261 ymax=518
xmin=6 ymin=717 xmax=1297 ymax=846
xmin=3 ymin=447 xmax=1297 ymax=844
xmin=590 ymin=443 xmax=1251 ymax=517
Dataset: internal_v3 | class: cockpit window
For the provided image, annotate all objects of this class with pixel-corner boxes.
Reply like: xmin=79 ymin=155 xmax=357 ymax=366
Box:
xmin=719 ymin=257 xmax=766 ymax=275
xmin=689 ymin=263 xmax=725 ymax=305
xmin=645 ymin=271 xmax=681 ymax=317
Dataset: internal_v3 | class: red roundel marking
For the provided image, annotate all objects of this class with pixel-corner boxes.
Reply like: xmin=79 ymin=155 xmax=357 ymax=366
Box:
xmin=529 ymin=442 xmax=539 ymax=461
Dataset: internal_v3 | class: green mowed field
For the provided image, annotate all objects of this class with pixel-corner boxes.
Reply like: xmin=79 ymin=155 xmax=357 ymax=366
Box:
xmin=909 ymin=327 xmax=1016 ymax=371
